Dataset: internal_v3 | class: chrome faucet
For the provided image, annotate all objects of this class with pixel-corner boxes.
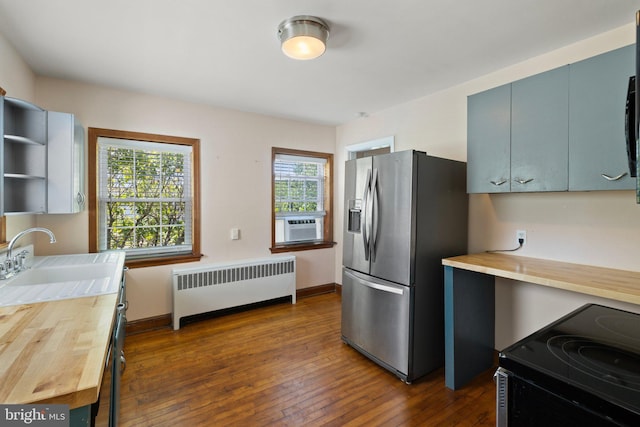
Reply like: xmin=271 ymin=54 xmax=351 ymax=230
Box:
xmin=6 ymin=227 xmax=56 ymax=259
xmin=1 ymin=228 xmax=57 ymax=279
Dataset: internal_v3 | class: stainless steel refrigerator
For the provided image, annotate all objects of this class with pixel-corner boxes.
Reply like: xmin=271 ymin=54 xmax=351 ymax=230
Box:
xmin=341 ymin=150 xmax=468 ymax=383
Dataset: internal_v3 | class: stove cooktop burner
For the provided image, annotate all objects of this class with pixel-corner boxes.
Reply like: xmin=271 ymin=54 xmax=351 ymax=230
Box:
xmin=500 ymin=304 xmax=640 ymax=416
xmin=547 ymin=334 xmax=640 ymax=391
xmin=596 ymin=315 xmax=640 ymax=343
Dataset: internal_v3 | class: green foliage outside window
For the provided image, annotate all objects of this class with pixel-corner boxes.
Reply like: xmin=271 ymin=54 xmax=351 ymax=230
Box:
xmin=274 ymin=160 xmax=322 ymax=214
xmin=105 ymin=147 xmax=187 ymax=250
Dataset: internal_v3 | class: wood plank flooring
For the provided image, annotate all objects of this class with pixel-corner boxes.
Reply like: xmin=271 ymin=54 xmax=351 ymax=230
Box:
xmin=95 ymin=293 xmax=496 ymax=426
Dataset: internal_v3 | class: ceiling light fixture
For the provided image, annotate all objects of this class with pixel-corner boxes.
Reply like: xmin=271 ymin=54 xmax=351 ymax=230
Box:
xmin=277 ymin=15 xmax=329 ymax=60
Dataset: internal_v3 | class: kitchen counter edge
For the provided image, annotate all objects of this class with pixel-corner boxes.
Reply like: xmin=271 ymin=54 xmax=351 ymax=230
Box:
xmin=442 ymin=252 xmax=640 ymax=305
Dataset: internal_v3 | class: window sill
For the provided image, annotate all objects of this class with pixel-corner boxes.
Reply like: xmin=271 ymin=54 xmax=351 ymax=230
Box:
xmin=269 ymin=241 xmax=336 ymax=254
xmin=124 ymin=253 xmax=203 ymax=269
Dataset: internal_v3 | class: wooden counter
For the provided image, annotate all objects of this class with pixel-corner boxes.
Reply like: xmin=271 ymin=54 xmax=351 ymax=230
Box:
xmin=441 ymin=252 xmax=640 ymax=390
xmin=0 ymin=293 xmax=118 ymax=408
xmin=442 ymin=252 xmax=640 ymax=305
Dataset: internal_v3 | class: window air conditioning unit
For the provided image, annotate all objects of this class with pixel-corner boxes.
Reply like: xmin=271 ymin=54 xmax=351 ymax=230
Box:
xmin=284 ymin=217 xmax=318 ymax=242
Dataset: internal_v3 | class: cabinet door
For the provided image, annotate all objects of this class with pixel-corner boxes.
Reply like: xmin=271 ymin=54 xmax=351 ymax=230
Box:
xmin=569 ymin=45 xmax=635 ymax=191
xmin=47 ymin=111 xmax=85 ymax=213
xmin=341 ymin=268 xmax=411 ymax=376
xmin=467 ymin=84 xmax=511 ymax=193
xmin=511 ymin=66 xmax=569 ymax=192
xmin=369 ymin=150 xmax=415 ymax=286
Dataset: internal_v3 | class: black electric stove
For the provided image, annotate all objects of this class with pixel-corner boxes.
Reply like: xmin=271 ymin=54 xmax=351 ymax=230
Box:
xmin=496 ymin=304 xmax=640 ymax=426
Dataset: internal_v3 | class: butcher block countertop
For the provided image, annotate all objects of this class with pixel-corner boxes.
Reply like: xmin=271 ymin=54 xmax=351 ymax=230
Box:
xmin=0 ymin=293 xmax=118 ymax=409
xmin=442 ymin=252 xmax=640 ymax=305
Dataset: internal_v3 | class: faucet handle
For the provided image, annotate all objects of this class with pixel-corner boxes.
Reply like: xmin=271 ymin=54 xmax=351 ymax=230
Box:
xmin=15 ymin=251 xmax=28 ymax=271
xmin=4 ymin=258 xmax=13 ymax=273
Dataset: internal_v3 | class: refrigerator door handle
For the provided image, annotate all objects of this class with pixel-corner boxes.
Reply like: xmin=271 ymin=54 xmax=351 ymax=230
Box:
xmin=361 ymin=168 xmax=372 ymax=260
xmin=370 ymin=168 xmax=379 ymax=262
xmin=362 ymin=279 xmax=404 ymax=295
xmin=344 ymin=269 xmax=404 ymax=295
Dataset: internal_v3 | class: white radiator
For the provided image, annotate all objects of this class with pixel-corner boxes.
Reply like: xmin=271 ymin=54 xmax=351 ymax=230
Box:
xmin=172 ymin=255 xmax=296 ymax=330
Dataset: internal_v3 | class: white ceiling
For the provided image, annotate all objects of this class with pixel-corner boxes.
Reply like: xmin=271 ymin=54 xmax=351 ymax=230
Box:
xmin=0 ymin=0 xmax=639 ymax=126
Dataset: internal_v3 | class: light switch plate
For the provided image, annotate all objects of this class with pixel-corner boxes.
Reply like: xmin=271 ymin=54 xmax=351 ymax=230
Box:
xmin=231 ymin=228 xmax=240 ymax=240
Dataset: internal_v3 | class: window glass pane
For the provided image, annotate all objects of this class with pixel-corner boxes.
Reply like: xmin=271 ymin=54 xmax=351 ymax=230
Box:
xmin=98 ymin=138 xmax=192 ymax=256
xmin=273 ymin=151 xmax=329 ymax=245
xmin=162 ymin=225 xmax=186 ymax=246
xmin=290 ymin=179 xmax=304 ymax=200
xmin=107 ymin=148 xmax=135 ymax=198
xmin=274 ymin=156 xmax=324 ymax=217
xmin=108 ymin=227 xmax=133 ymax=251
xmin=135 ymin=151 xmax=161 ymax=198
xmin=162 ymin=153 xmax=185 ymax=198
xmin=306 ymin=180 xmax=318 ymax=198
xmin=108 ymin=202 xmax=135 ymax=227
xmin=136 ymin=202 xmax=161 ymax=226
xmin=136 ymin=226 xmax=160 ymax=248
xmin=162 ymin=201 xmax=185 ymax=224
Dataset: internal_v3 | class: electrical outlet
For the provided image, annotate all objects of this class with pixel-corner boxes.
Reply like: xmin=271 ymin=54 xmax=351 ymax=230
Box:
xmin=516 ymin=230 xmax=527 ymax=245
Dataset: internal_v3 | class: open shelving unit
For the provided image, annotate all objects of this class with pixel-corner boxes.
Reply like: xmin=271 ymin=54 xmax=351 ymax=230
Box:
xmin=1 ymin=96 xmax=47 ymax=215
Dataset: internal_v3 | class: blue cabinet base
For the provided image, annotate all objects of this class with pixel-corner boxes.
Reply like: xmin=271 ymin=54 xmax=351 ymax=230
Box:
xmin=69 ymin=405 xmax=91 ymax=427
xmin=444 ymin=266 xmax=495 ymax=389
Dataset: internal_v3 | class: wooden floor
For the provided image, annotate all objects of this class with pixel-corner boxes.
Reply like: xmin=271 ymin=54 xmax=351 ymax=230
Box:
xmin=95 ymin=293 xmax=496 ymax=426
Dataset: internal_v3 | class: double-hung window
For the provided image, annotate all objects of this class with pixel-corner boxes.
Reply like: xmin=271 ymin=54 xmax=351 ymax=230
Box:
xmin=88 ymin=128 xmax=201 ymax=267
xmin=271 ymin=147 xmax=334 ymax=252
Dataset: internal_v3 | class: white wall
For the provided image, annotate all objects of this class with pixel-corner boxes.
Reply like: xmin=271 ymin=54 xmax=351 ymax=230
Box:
xmin=0 ymin=31 xmax=35 ymax=101
xmin=0 ymin=29 xmax=39 ymax=239
xmin=336 ymin=23 xmax=640 ymax=350
xmin=12 ymin=75 xmax=336 ymax=322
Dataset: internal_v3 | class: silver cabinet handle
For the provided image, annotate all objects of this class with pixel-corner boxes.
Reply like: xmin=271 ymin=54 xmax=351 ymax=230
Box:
xmin=601 ymin=172 xmax=627 ymax=181
xmin=120 ymin=351 xmax=126 ymax=374
xmin=514 ymin=178 xmax=533 ymax=184
xmin=490 ymin=179 xmax=507 ymax=186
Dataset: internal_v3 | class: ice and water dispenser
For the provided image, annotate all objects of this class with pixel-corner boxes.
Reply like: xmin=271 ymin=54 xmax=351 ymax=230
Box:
xmin=347 ymin=199 xmax=362 ymax=233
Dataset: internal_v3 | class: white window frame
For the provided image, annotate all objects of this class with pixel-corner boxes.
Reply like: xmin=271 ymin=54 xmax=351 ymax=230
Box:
xmin=97 ymin=137 xmax=193 ymax=259
xmin=274 ymin=153 xmax=326 ymax=218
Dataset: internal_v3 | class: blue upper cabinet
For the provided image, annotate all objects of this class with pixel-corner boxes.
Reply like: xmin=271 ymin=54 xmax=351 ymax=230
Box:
xmin=511 ymin=66 xmax=569 ymax=192
xmin=467 ymin=45 xmax=634 ymax=194
xmin=467 ymin=68 xmax=569 ymax=194
xmin=568 ymin=45 xmax=635 ymax=191
xmin=467 ymin=83 xmax=511 ymax=193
